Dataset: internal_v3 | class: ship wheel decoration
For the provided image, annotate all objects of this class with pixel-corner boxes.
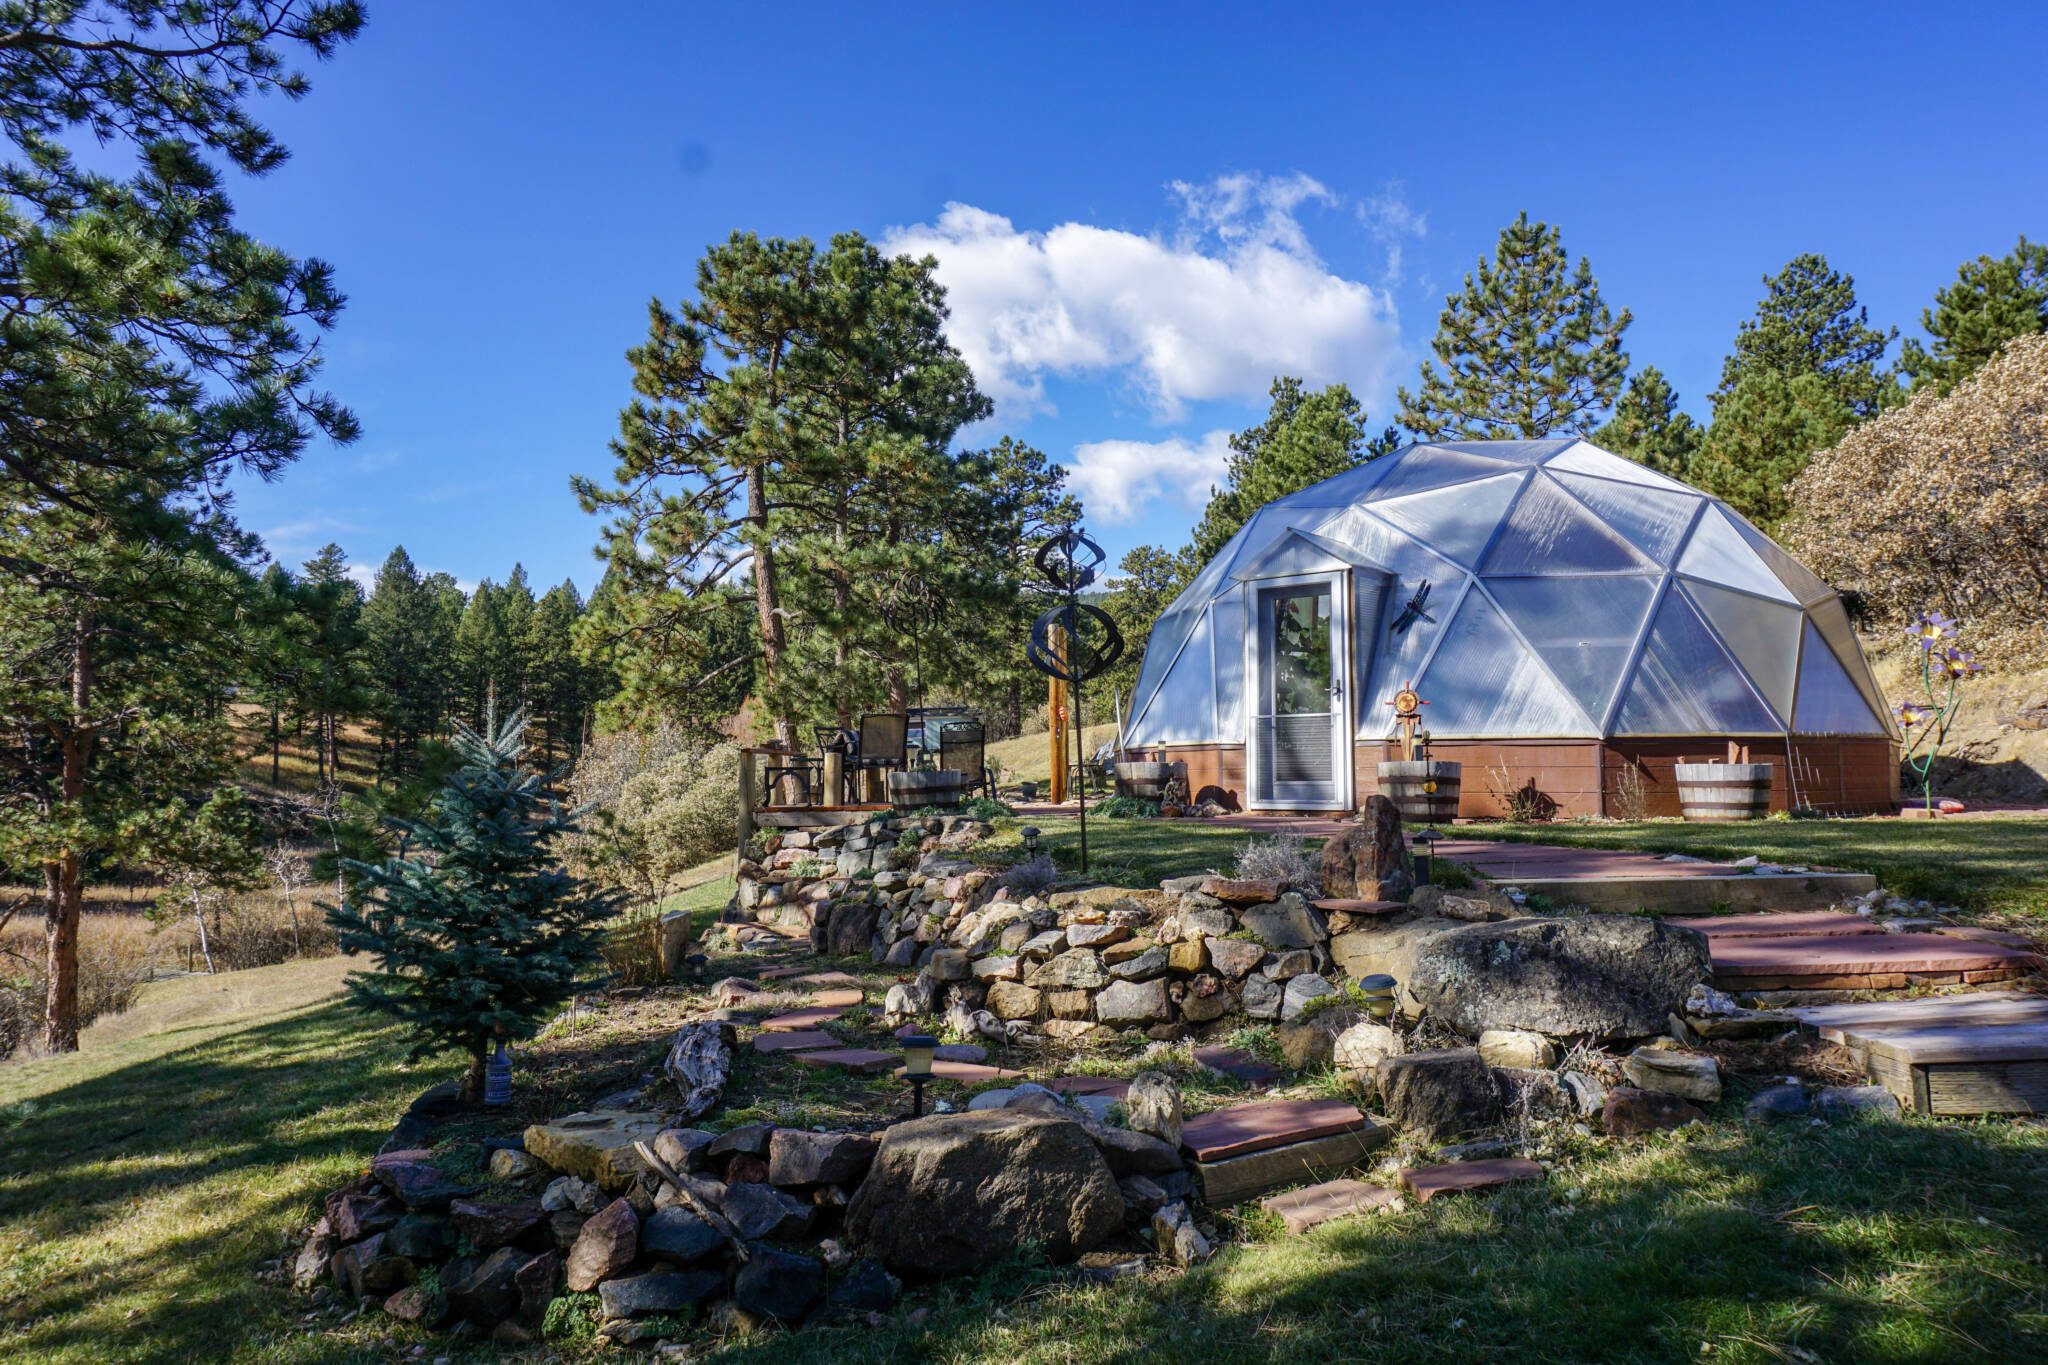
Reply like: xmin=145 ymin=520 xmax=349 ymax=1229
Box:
xmin=1387 ymin=681 xmax=1429 ymax=763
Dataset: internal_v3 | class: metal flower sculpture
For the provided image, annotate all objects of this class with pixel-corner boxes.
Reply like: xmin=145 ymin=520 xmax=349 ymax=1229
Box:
xmin=1026 ymin=527 xmax=1124 ymax=871
xmin=1896 ymin=610 xmax=1983 ymax=813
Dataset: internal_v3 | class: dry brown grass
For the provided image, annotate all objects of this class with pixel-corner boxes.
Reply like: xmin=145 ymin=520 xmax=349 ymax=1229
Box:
xmin=1 ymin=883 xmax=338 ymax=1062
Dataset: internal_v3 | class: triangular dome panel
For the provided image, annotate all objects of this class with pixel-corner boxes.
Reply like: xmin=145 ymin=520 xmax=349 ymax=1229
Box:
xmin=1612 ymin=590 xmax=1780 ymax=735
xmin=1480 ymin=476 xmax=1655 ymax=575
xmin=1677 ymin=507 xmax=1799 ymax=603
xmin=1728 ymin=513 xmax=1837 ymax=605
xmin=1486 ymin=575 xmax=1658 ymax=725
xmin=1548 ymin=470 xmax=1702 ymax=566
xmin=1367 ymin=470 xmax=1526 ymax=570
xmin=1805 ymin=597 xmax=1896 ymax=735
xmin=1682 ymin=579 xmax=1803 ymax=724
xmin=1362 ymin=446 xmax=1520 ymax=501
xmin=1363 ymin=576 xmax=1468 ymax=733
xmin=1543 ymin=441 xmax=1696 ymax=492
xmin=1432 ymin=439 xmax=1578 ymax=464
xmin=1792 ymin=619 xmax=1886 ymax=735
xmin=1413 ymin=586 xmax=1596 ymax=735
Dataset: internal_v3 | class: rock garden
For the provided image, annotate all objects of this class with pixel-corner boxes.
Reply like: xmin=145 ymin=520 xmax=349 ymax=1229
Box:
xmin=286 ymin=800 xmax=2041 ymax=1357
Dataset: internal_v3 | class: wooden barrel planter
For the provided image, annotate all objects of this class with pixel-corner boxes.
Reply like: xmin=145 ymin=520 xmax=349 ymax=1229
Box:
xmin=1376 ymin=760 xmax=1462 ymax=823
xmin=1674 ymin=762 xmax=1773 ymax=822
xmin=888 ymin=768 xmax=972 ymax=812
xmin=1113 ymin=760 xmax=1173 ymax=802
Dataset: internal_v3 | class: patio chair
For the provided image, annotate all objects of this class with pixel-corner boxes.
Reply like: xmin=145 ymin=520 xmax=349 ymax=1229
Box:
xmin=848 ymin=712 xmax=908 ymax=799
xmin=937 ymin=721 xmax=994 ymax=801
xmin=760 ymin=746 xmax=820 ymax=807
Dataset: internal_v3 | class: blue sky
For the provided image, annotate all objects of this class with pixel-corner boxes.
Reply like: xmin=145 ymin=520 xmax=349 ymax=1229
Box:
xmin=225 ymin=1 xmax=2048 ymax=597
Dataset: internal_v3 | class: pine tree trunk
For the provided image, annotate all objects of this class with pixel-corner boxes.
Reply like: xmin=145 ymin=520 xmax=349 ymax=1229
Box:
xmin=191 ymin=886 xmax=217 ymax=974
xmin=747 ymin=463 xmax=794 ymax=752
xmin=269 ymin=704 xmax=281 ymax=784
xmin=40 ymin=615 xmax=96 ymax=1054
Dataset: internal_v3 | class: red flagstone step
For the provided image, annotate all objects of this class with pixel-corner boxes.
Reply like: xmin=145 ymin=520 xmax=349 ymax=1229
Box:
xmin=1046 ymin=1076 xmax=1130 ymax=1099
xmin=892 ymin=1060 xmax=1026 ymax=1083
xmin=1400 ymin=1158 xmax=1544 ymax=1203
xmin=758 ymin=965 xmax=808 ymax=980
xmin=751 ymin=1030 xmax=841 ymax=1054
xmin=794 ymin=970 xmax=860 ymax=988
xmin=808 ymin=988 xmax=865 ymax=1008
xmin=792 ymin=1048 xmax=900 ymax=1074
xmin=1180 ymin=1099 xmax=1369 ymax=1163
xmin=1192 ymin=1045 xmax=1284 ymax=1087
xmin=1665 ymin=911 xmax=1884 ymax=940
xmin=761 ymin=1007 xmax=846 ymax=1032
xmin=1707 ymin=931 xmax=2041 ymax=990
xmin=1261 ymin=1178 xmax=1401 ymax=1234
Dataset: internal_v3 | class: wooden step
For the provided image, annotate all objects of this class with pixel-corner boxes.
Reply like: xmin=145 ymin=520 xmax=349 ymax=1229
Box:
xmin=1787 ymin=992 xmax=2048 ymax=1115
xmin=1191 ymin=1123 xmax=1388 ymax=1205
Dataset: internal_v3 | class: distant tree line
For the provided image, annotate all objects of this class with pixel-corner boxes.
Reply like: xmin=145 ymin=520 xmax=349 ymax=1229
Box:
xmin=246 ymin=544 xmax=615 ymax=789
xmin=1101 ymin=219 xmax=2048 ymax=695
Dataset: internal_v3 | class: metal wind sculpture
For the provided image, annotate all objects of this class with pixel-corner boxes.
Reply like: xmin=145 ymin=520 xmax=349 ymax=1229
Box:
xmin=1026 ymin=528 xmax=1124 ymax=872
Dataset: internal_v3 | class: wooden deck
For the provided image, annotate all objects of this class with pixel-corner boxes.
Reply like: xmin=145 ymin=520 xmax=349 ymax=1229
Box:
xmin=1786 ymin=992 xmax=2048 ymax=1115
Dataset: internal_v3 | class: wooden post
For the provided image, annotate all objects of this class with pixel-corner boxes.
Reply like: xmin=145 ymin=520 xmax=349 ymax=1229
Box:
xmin=822 ymin=750 xmax=844 ymax=809
xmin=737 ymin=749 xmax=758 ymax=860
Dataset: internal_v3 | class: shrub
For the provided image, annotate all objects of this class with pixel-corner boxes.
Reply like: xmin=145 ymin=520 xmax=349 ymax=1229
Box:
xmin=1090 ymin=796 xmax=1158 ymax=819
xmin=578 ymin=736 xmax=739 ymax=907
xmin=1232 ymin=834 xmax=1321 ymax=890
xmin=995 ymin=854 xmax=1057 ymax=898
xmin=1790 ymin=332 xmax=2048 ymax=665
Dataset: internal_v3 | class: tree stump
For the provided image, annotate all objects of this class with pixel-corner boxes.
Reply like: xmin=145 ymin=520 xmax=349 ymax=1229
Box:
xmin=1320 ymin=795 xmax=1413 ymax=901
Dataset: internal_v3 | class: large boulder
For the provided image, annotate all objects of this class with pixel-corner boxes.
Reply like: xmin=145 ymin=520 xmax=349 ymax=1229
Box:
xmin=523 ymin=1111 xmax=665 ymax=1191
xmin=844 ymin=1111 xmax=1123 ymax=1277
xmin=1408 ymin=915 xmax=1712 ymax=1040
xmin=1319 ymin=796 xmax=1412 ymax=901
xmin=1239 ymin=894 xmax=1327 ymax=951
xmin=826 ymin=902 xmax=880 ymax=958
xmin=1375 ymin=1048 xmax=1501 ymax=1139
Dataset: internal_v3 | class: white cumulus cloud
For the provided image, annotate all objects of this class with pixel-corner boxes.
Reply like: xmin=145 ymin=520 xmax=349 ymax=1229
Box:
xmin=1066 ymin=429 xmax=1233 ymax=525
xmin=882 ymin=174 xmax=1408 ymax=420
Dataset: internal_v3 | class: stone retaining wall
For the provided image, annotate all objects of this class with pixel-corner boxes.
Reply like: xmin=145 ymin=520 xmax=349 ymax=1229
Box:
xmin=732 ymin=819 xmax=1350 ymax=1038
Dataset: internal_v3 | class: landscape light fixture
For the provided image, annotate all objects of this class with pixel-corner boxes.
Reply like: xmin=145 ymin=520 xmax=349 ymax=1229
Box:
xmin=901 ymin=1034 xmax=939 ymax=1117
xmin=1021 ymin=826 xmax=1041 ymax=856
xmin=1359 ymin=974 xmax=1398 ymax=1021
xmin=1413 ymin=826 xmax=1441 ymax=886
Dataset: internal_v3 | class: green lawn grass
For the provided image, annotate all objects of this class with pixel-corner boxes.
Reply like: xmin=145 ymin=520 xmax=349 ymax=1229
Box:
xmin=4 ymin=820 xmax=2046 ymax=1362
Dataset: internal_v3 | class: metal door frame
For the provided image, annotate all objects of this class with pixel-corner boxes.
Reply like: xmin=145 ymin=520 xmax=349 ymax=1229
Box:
xmin=1243 ymin=569 xmax=1353 ymax=810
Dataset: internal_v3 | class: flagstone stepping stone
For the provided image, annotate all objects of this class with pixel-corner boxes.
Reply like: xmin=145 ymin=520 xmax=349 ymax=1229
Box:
xmin=762 ymin=1008 xmax=845 ymax=1032
xmin=758 ymin=966 xmax=808 ymax=980
xmin=1262 ymin=1178 xmax=1401 ymax=1234
xmin=1707 ymin=931 xmax=2041 ymax=990
xmin=1399 ymin=1158 xmax=1544 ymax=1203
xmin=1180 ymin=1099 xmax=1368 ymax=1163
xmin=1046 ymin=1076 xmax=1130 ymax=1099
xmin=1665 ymin=911 xmax=1882 ymax=940
xmin=808 ymin=988 xmax=865 ymax=1008
xmin=792 ymin=1048 xmax=900 ymax=1075
xmin=795 ymin=970 xmax=861 ymax=987
xmin=892 ymin=1060 xmax=1026 ymax=1083
xmin=1311 ymin=899 xmax=1407 ymax=917
xmin=1192 ymin=1045 xmax=1284 ymax=1086
xmin=751 ymin=1030 xmax=841 ymax=1054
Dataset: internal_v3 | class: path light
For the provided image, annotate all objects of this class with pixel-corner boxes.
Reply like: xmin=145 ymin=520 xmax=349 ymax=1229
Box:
xmin=902 ymin=1034 xmax=939 ymax=1117
xmin=1020 ymin=826 xmax=1040 ymax=857
xmin=1412 ymin=825 xmax=1441 ymax=886
xmin=1359 ymin=974 xmax=1398 ymax=1021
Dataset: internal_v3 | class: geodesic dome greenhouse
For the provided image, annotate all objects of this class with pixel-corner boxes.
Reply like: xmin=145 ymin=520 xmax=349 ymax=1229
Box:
xmin=1119 ymin=438 xmax=1899 ymax=818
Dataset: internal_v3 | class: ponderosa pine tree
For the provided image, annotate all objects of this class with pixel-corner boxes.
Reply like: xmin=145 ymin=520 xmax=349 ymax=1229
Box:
xmin=1699 ymin=254 xmax=1895 ymax=528
xmin=296 ymin=544 xmax=370 ymax=786
xmin=1399 ymin=213 xmax=1631 ymax=439
xmin=1899 ymin=236 xmax=2048 ymax=395
xmin=360 ymin=547 xmax=462 ymax=775
xmin=1595 ymin=367 xmax=1705 ymax=477
xmin=1190 ymin=377 xmax=1394 ymax=566
xmin=326 ymin=712 xmax=621 ymax=1100
xmin=1714 ymin=253 xmax=1898 ymax=417
xmin=0 ymin=2 xmax=362 ymax=1051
